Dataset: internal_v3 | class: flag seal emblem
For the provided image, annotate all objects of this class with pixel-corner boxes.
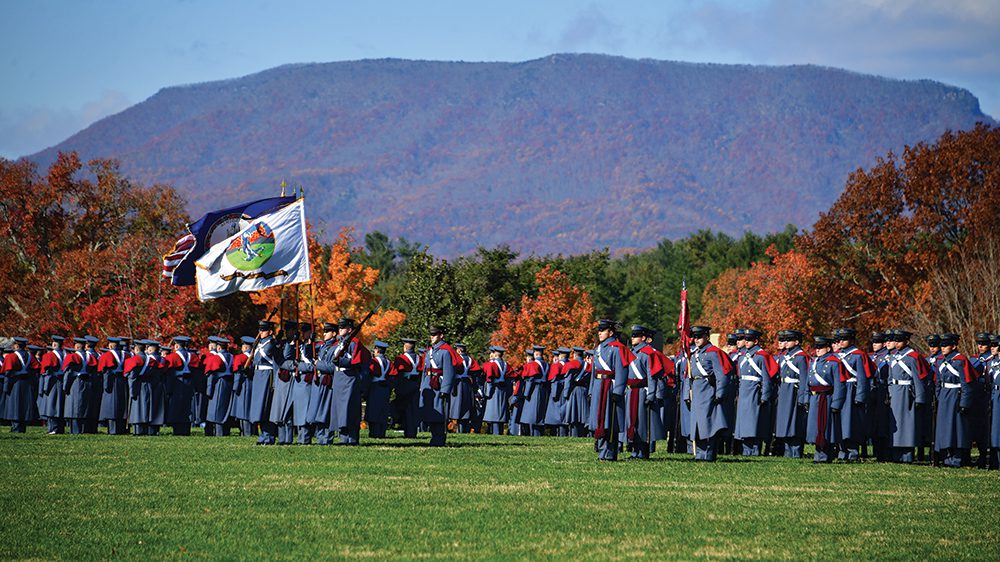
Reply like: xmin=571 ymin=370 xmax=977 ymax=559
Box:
xmin=225 ymin=221 xmax=275 ymax=271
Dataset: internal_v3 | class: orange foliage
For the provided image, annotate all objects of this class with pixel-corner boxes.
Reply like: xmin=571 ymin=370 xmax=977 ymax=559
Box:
xmin=251 ymin=226 xmax=404 ymax=343
xmin=701 ymin=246 xmax=825 ymax=345
xmin=491 ymin=266 xmax=594 ymax=366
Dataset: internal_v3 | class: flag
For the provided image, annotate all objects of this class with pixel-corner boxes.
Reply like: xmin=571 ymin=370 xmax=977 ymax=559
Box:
xmin=162 ymin=196 xmax=297 ymax=286
xmin=677 ymin=280 xmax=692 ymax=359
xmin=194 ymin=199 xmax=310 ymax=301
xmin=162 ymin=234 xmax=195 ymax=280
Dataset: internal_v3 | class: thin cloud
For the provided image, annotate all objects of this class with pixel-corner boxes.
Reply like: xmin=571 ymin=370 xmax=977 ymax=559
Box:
xmin=0 ymin=90 xmax=131 ymax=158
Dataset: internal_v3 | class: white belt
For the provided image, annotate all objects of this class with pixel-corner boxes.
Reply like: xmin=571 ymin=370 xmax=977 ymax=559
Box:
xmin=256 ymin=366 xmax=273 ymax=370
xmin=942 ymin=382 xmax=962 ymax=389
xmin=890 ymin=379 xmax=912 ymax=386
xmin=741 ymin=375 xmax=761 ymax=382
xmin=782 ymin=377 xmax=799 ymax=384
xmin=845 ymin=377 xmax=857 ymax=383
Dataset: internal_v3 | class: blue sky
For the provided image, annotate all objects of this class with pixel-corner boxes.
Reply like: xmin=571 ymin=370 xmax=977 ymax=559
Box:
xmin=2 ymin=0 xmax=997 ymax=158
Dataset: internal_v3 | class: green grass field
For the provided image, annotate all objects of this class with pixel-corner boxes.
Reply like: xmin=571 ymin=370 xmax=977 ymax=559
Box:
xmin=2 ymin=428 xmax=999 ymax=561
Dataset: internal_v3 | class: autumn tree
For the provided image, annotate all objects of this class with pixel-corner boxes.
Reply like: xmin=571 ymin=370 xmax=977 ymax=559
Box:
xmin=700 ymin=247 xmax=826 ymax=346
xmin=491 ymin=266 xmax=595 ymax=365
xmin=0 ymin=152 xmax=240 ymax=340
xmin=796 ymin=123 xmax=1000 ymax=341
xmin=250 ymin=226 xmax=405 ymax=343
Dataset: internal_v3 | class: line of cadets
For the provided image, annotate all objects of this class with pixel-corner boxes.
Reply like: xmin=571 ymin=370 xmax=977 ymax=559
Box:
xmin=2 ymin=319 xmax=998 ymax=465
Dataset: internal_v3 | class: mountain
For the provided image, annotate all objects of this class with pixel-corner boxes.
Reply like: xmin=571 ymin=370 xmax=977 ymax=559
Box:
xmin=29 ymin=54 xmax=993 ymax=257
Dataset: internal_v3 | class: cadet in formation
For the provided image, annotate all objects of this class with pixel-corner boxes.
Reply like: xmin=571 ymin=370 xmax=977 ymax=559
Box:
xmin=832 ymin=328 xmax=874 ymax=462
xmin=933 ymin=333 xmax=976 ymax=467
xmin=419 ymin=325 xmax=456 ymax=447
xmin=773 ymin=330 xmax=808 ymax=458
xmin=481 ymin=346 xmax=510 ymax=435
xmin=97 ymin=336 xmax=129 ymax=435
xmin=366 ymin=340 xmax=392 ymax=438
xmin=734 ymin=329 xmax=779 ymax=457
xmin=590 ymin=319 xmax=630 ymax=461
xmin=391 ymin=338 xmax=422 ymax=438
xmin=683 ymin=326 xmax=734 ymax=461
xmin=804 ymin=336 xmax=846 ymax=463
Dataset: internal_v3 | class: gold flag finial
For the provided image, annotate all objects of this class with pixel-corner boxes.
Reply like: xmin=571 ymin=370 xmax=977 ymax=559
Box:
xmin=280 ymin=180 xmax=287 ymax=196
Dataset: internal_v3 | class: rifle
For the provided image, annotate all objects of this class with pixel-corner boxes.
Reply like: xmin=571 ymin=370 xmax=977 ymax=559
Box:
xmin=332 ymin=298 xmax=386 ymax=362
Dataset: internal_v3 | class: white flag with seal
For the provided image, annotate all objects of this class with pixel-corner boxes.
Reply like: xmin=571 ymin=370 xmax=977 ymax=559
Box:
xmin=194 ymin=199 xmax=310 ymax=301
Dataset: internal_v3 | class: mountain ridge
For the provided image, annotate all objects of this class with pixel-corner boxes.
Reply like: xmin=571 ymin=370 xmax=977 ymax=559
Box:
xmin=29 ymin=53 xmax=993 ymax=257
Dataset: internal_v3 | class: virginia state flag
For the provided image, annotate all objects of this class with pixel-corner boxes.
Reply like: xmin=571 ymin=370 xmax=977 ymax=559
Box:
xmin=194 ymin=199 xmax=310 ymax=301
xmin=163 ymin=195 xmax=297 ymax=286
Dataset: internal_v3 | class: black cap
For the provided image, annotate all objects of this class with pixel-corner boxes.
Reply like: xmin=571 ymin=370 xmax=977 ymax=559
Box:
xmin=532 ymin=345 xmax=545 ymax=352
xmin=172 ymin=335 xmax=192 ymax=345
xmin=241 ymin=336 xmax=256 ymax=345
xmin=886 ymin=329 xmax=912 ymax=342
xmin=489 ymin=345 xmax=506 ymax=353
xmin=400 ymin=338 xmax=417 ymax=345
xmin=832 ymin=328 xmax=857 ymax=340
xmin=84 ymin=335 xmax=99 ymax=345
xmin=597 ymin=319 xmax=617 ymax=331
xmin=691 ymin=326 xmax=710 ymax=338
xmin=524 ymin=348 xmax=534 ymax=356
xmin=374 ymin=340 xmax=389 ymax=349
xmin=299 ymin=322 xmax=313 ymax=331
xmin=871 ymin=331 xmax=886 ymax=344
xmin=990 ymin=334 xmax=1000 ymax=346
xmin=283 ymin=321 xmax=298 ymax=332
xmin=726 ymin=333 xmax=738 ymax=345
xmin=321 ymin=322 xmax=337 ymax=333
xmin=734 ymin=328 xmax=748 ymax=338
xmin=939 ymin=333 xmax=960 ymax=346
xmin=338 ymin=317 xmax=356 ymax=329
xmin=208 ymin=336 xmax=230 ymax=345
xmin=27 ymin=344 xmax=44 ymax=351
xmin=428 ymin=324 xmax=445 ymax=335
xmin=743 ymin=328 xmax=763 ymax=341
xmin=813 ymin=336 xmax=833 ymax=348
xmin=455 ymin=342 xmax=467 ymax=349
xmin=571 ymin=346 xmax=585 ymax=353
xmin=777 ymin=330 xmax=803 ymax=342
xmin=925 ymin=334 xmax=941 ymax=347
xmin=975 ymin=332 xmax=992 ymax=345
xmin=50 ymin=335 xmax=65 ymax=342
xmin=12 ymin=337 xmax=28 ymax=345
xmin=630 ymin=324 xmax=647 ymax=337
xmin=258 ymin=320 xmax=275 ymax=331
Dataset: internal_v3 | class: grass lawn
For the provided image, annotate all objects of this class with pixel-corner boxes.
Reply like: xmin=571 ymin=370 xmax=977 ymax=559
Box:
xmin=2 ymin=427 xmax=998 ymax=560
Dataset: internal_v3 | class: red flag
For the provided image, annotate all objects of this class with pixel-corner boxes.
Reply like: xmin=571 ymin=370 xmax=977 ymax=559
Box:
xmin=677 ymin=281 xmax=692 ymax=360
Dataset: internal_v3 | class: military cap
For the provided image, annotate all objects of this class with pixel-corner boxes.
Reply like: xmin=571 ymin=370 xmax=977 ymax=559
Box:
xmin=428 ymin=324 xmax=444 ymax=335
xmin=72 ymin=337 xmax=87 ymax=344
xmin=925 ymin=334 xmax=941 ymax=347
xmin=258 ymin=320 xmax=276 ymax=331
xmin=374 ymin=340 xmax=389 ymax=349
xmin=338 ymin=317 xmax=356 ymax=329
xmin=320 ymin=322 xmax=337 ymax=333
xmin=734 ymin=328 xmax=748 ymax=338
xmin=84 ymin=335 xmax=99 ymax=344
xmin=726 ymin=333 xmax=738 ymax=346
xmin=597 ymin=319 xmax=617 ymax=331
xmin=532 ymin=345 xmax=546 ymax=352
xmin=11 ymin=336 xmax=28 ymax=345
xmin=813 ymin=335 xmax=833 ymax=347
xmin=240 ymin=336 xmax=256 ymax=345
xmin=556 ymin=347 xmax=571 ymax=354
xmin=454 ymin=342 xmax=467 ymax=349
xmin=550 ymin=349 xmax=560 ymax=356
xmin=631 ymin=324 xmax=647 ymax=337
xmin=50 ymin=335 xmax=65 ymax=342
xmin=489 ymin=345 xmax=506 ymax=353
xmin=584 ymin=350 xmax=594 ymax=357
xmin=662 ymin=334 xmax=676 ymax=344
xmin=160 ymin=344 xmax=172 ymax=352
xmin=571 ymin=346 xmax=585 ymax=353
xmin=742 ymin=328 xmax=763 ymax=341
xmin=886 ymin=329 xmax=912 ymax=342
xmin=524 ymin=348 xmax=535 ymax=356
xmin=975 ymin=332 xmax=992 ymax=345
xmin=27 ymin=344 xmax=44 ymax=352
xmin=207 ymin=336 xmax=229 ymax=344
xmin=871 ymin=331 xmax=886 ymax=344
xmin=299 ymin=322 xmax=313 ymax=331
xmin=105 ymin=337 xmax=119 ymax=344
xmin=990 ymin=334 xmax=1000 ymax=346
xmin=400 ymin=338 xmax=417 ymax=345
xmin=778 ymin=330 xmax=803 ymax=342
xmin=172 ymin=335 xmax=192 ymax=344
xmin=939 ymin=333 xmax=960 ymax=346
xmin=832 ymin=328 xmax=857 ymax=340
xmin=690 ymin=325 xmax=711 ymax=338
